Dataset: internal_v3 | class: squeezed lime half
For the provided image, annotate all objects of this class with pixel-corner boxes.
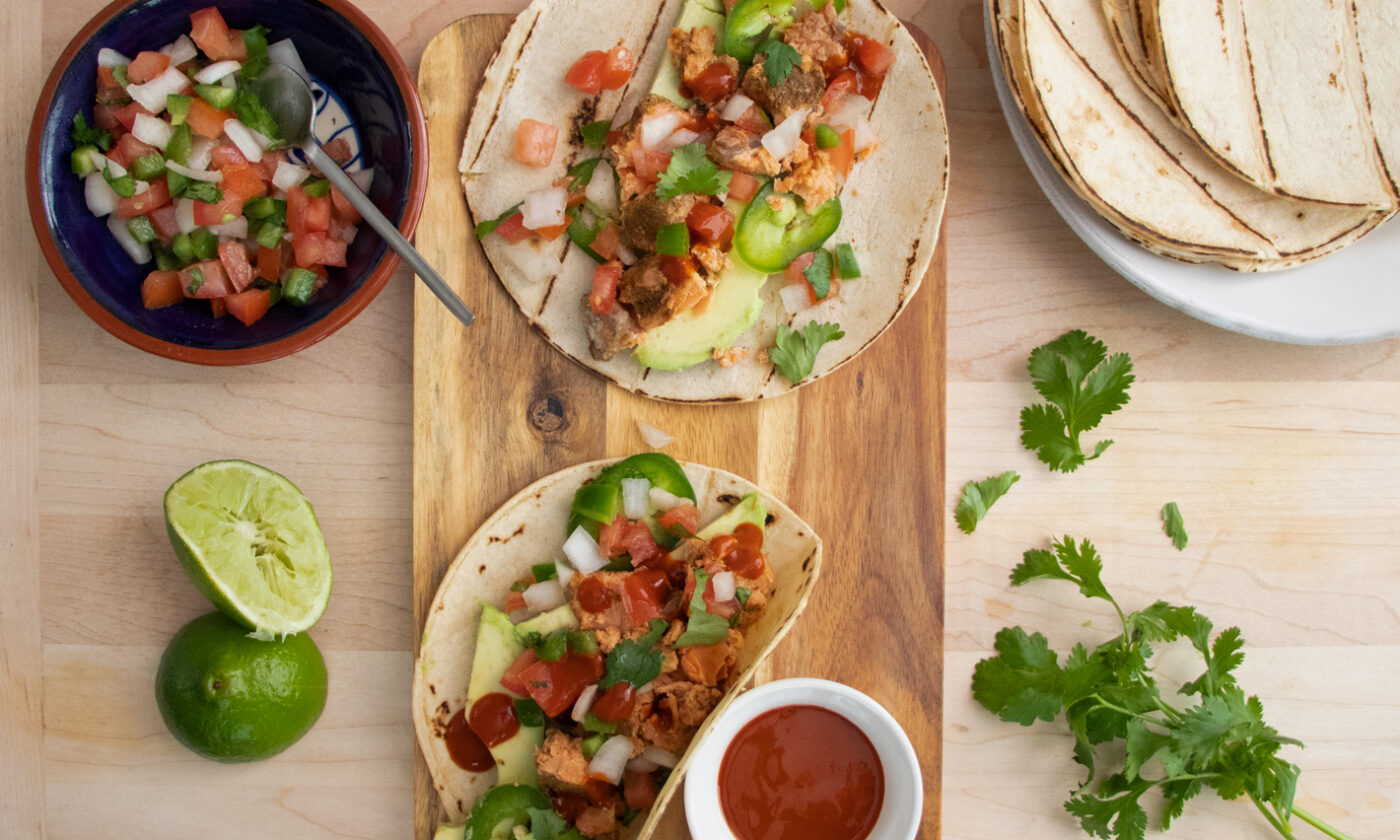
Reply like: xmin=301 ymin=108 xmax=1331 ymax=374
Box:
xmin=164 ymin=460 xmax=331 ymax=637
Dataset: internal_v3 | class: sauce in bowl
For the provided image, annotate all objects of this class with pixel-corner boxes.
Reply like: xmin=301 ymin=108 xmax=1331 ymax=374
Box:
xmin=719 ymin=704 xmax=884 ymax=840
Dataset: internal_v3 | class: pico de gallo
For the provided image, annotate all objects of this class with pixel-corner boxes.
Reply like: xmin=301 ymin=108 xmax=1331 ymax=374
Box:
xmin=440 ymin=454 xmax=776 ymax=839
xmin=475 ymin=0 xmax=888 ymax=369
xmin=69 ymin=7 xmax=368 ymax=326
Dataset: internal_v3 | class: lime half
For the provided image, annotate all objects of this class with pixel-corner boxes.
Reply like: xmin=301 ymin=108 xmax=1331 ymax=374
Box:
xmin=164 ymin=460 xmax=331 ymax=637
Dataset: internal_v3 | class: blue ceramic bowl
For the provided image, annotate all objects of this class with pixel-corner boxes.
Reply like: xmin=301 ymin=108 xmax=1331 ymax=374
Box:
xmin=27 ymin=0 xmax=427 ymax=365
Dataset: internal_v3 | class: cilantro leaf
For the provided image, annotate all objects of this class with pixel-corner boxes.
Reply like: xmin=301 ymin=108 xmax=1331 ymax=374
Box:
xmin=476 ymin=203 xmax=522 ymax=239
xmin=655 ymin=142 xmax=731 ymax=200
xmin=183 ymin=181 xmax=223 ymax=204
xmin=758 ymin=39 xmax=802 ymax=86
xmin=1162 ymin=502 xmax=1187 ymax=551
xmin=70 ymin=113 xmax=113 ymax=152
xmin=770 ymin=321 xmax=845 ymax=384
xmin=675 ymin=569 xmax=731 ymax=648
xmin=514 ymin=698 xmax=545 ymax=728
xmin=598 ymin=618 xmax=667 ymax=689
xmin=526 ymin=806 xmax=570 ymax=840
xmin=955 ymin=470 xmax=1020 ymax=534
xmin=581 ymin=120 xmax=611 ymax=149
xmin=971 ymin=626 xmax=1064 ymax=725
xmin=1010 ymin=537 xmax=1113 ymax=606
xmin=803 ymin=249 xmax=833 ymax=300
xmin=231 ymin=89 xmax=285 ymax=147
xmin=567 ymin=157 xmax=605 ymax=193
xmin=1019 ymin=330 xmax=1134 ymax=472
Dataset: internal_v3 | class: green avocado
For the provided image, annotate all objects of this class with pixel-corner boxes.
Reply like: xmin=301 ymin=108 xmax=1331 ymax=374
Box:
xmin=432 ymin=825 xmax=465 ymax=840
xmin=465 ymin=604 xmax=577 ymax=786
xmin=652 ymin=0 xmax=728 ymax=106
xmin=633 ymin=245 xmax=769 ymax=371
xmin=696 ymin=492 xmax=767 ymax=540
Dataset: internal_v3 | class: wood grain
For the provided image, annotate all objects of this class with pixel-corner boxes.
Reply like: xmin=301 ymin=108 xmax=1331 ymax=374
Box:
xmin=412 ymin=14 xmax=947 ymax=839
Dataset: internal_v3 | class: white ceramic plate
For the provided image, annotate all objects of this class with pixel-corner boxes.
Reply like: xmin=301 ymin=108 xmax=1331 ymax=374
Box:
xmin=984 ymin=7 xmax=1400 ymax=346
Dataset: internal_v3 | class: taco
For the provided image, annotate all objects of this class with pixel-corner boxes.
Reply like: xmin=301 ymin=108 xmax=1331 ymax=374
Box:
xmin=460 ymin=0 xmax=947 ymax=402
xmin=413 ymin=455 xmax=822 ymax=838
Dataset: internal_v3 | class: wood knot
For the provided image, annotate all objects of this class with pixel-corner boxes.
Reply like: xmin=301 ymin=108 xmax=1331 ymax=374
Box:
xmin=528 ymin=394 xmax=569 ymax=437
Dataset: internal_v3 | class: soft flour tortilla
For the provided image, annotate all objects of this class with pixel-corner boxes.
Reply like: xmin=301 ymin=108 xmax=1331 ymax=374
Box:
xmin=1144 ymin=0 xmax=1398 ymax=209
xmin=459 ymin=0 xmax=948 ymax=402
xmin=412 ymin=460 xmax=823 ymax=834
xmin=991 ymin=0 xmax=1389 ymax=271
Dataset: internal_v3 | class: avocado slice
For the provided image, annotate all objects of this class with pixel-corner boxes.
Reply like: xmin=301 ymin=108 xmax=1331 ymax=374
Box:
xmin=633 ymin=245 xmax=769 ymax=370
xmin=465 ymin=604 xmax=578 ymax=786
xmin=432 ymin=825 xmax=465 ymax=840
xmin=696 ymin=492 xmax=767 ymax=540
xmin=652 ymin=0 xmax=728 ymax=106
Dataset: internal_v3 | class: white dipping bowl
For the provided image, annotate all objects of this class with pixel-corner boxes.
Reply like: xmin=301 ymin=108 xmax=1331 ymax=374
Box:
xmin=683 ymin=678 xmax=923 ymax=840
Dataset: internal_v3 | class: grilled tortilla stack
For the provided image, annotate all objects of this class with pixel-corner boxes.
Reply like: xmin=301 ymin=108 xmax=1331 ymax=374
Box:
xmin=991 ymin=0 xmax=1392 ymax=271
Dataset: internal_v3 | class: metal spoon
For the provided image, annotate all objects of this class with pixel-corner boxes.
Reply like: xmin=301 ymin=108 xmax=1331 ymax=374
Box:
xmin=251 ymin=63 xmax=474 ymax=327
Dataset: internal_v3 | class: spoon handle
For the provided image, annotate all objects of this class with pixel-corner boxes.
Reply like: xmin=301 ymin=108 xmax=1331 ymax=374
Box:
xmin=304 ymin=144 xmax=475 ymax=328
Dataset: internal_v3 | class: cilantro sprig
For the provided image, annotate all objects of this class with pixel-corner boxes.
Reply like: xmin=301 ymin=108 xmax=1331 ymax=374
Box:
xmin=955 ymin=471 xmax=1020 ymax=535
xmin=757 ymin=39 xmax=802 ymax=87
xmin=70 ymin=113 xmax=113 ymax=152
xmin=770 ymin=321 xmax=844 ymax=384
xmin=656 ymin=142 xmax=731 ymax=200
xmin=1020 ymin=330 xmax=1134 ymax=472
xmin=674 ymin=569 xmax=730 ymax=648
xmin=973 ymin=537 xmax=1353 ymax=840
xmin=598 ymin=618 xmax=667 ymax=689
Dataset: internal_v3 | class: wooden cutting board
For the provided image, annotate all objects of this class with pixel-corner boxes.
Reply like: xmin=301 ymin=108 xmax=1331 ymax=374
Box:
xmin=413 ymin=15 xmax=947 ymax=839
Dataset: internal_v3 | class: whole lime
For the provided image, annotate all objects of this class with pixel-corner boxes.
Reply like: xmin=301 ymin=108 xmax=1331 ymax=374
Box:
xmin=155 ymin=612 xmax=328 ymax=763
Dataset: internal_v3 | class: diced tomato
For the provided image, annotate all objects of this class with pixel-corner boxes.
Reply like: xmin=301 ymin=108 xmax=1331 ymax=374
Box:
xmin=499 ymin=649 xmax=539 ymax=696
xmin=504 ymin=591 xmax=527 ymax=613
xmin=93 ymin=103 xmax=122 ymax=134
xmin=254 ymin=149 xmax=287 ymax=182
xmin=189 ymin=7 xmax=238 ymax=61
xmin=186 ymin=98 xmax=233 ymax=139
xmin=590 ymin=683 xmax=636 ymax=723
xmin=127 ymin=51 xmax=171 ymax=85
xmin=210 ymin=298 xmax=228 ymax=318
xmin=256 ymin=245 xmax=282 ymax=282
xmin=224 ymin=288 xmax=270 ymax=326
xmin=112 ymin=102 xmax=154 ymax=134
xmin=565 ymin=46 xmax=632 ymax=94
xmin=657 ymin=503 xmax=701 ymax=536
xmin=286 ymin=185 xmax=309 ymax=236
xmin=95 ymin=67 xmax=126 ymax=103
xmin=330 ymin=186 xmax=362 ymax=224
xmin=494 ymin=213 xmax=532 ymax=244
xmin=192 ymin=191 xmax=244 ymax=226
xmin=513 ymin=119 xmax=559 ymax=168
xmin=590 ymin=261 xmax=623 ymax=315
xmin=210 ymin=144 xmax=248 ymax=169
xmin=222 ymin=29 xmax=249 ymax=62
xmin=305 ymin=195 xmax=331 ymax=233
xmin=321 ymin=137 xmax=352 ymax=166
xmin=109 ymin=133 xmax=159 ymax=169
xmin=623 ymin=770 xmax=658 ymax=811
xmin=602 ymin=45 xmax=634 ymax=90
xmin=217 ymin=240 xmax=255 ymax=292
xmin=590 ymin=224 xmax=620 ymax=261
xmin=141 ymin=270 xmax=184 ymax=309
xmin=621 ymin=568 xmax=671 ymax=628
xmin=821 ymin=69 xmax=858 ymax=114
xmin=727 ymin=171 xmax=761 ymax=203
xmin=116 ymin=179 xmax=171 ymax=219
xmin=532 ymin=223 xmax=568 ymax=242
xmin=688 ymin=61 xmax=738 ymax=104
xmin=180 ymin=259 xmax=230 ymax=299
xmin=828 ymin=129 xmax=856 ymax=179
xmin=850 ymin=33 xmax=896 ymax=81
xmin=685 ymin=203 xmax=735 ymax=249
xmin=598 ymin=516 xmax=626 ymax=558
xmin=149 ymin=205 xmax=181 ymax=241
xmin=632 ymin=148 xmax=673 ymax=184
xmin=519 ymin=653 xmax=605 ymax=717
xmin=732 ymin=106 xmax=770 ymax=135
xmin=219 ymin=163 xmax=268 ymax=201
xmin=293 ymin=232 xmax=347 ymax=268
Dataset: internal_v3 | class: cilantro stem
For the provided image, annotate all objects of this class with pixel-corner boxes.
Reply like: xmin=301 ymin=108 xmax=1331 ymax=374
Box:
xmin=1292 ymin=806 xmax=1357 ymax=840
xmin=1252 ymin=796 xmax=1298 ymax=840
xmin=1089 ymin=695 xmax=1173 ymax=727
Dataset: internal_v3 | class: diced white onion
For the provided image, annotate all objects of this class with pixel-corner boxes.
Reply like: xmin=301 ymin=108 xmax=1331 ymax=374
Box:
xmin=720 ymin=94 xmax=755 ymax=122
xmin=166 ymin=160 xmax=222 ymax=182
xmin=341 ymin=224 xmax=358 ymax=244
xmin=616 ymin=243 xmax=638 ymax=266
xmin=852 ymin=116 xmax=878 ymax=153
xmin=640 ymin=111 xmax=684 ymax=150
xmin=273 ymin=160 xmax=312 ymax=192
xmin=267 ymin=39 xmax=309 ymax=82
xmin=132 ymin=114 xmax=174 ymax=150
xmin=102 ymin=156 xmax=128 ymax=178
xmin=661 ymin=128 xmax=700 ymax=152
xmin=625 ymin=755 xmax=659 ymax=773
xmin=555 ymin=558 xmax=575 ymax=587
xmin=97 ymin=48 xmax=132 ymax=68
xmin=224 ymin=119 xmax=270 ymax=163
xmin=84 ymin=173 xmax=119 ymax=217
xmin=194 ymin=60 xmax=242 ymax=84
xmin=107 ymin=215 xmax=151 ymax=264
xmin=649 ymin=486 xmax=685 ymax=510
xmin=220 ymin=74 xmax=238 ymax=90
xmin=587 ymin=735 xmax=634 ymax=786
xmin=187 ymin=137 xmax=216 ymax=170
xmin=349 ymin=168 xmax=374 ymax=192
xmin=826 ymin=94 xmax=872 ymax=131
xmin=521 ymin=186 xmax=567 ymax=230
xmin=522 ymin=579 xmax=566 ymax=612
xmin=642 ymin=746 xmax=678 ymax=768
xmin=571 ymin=685 xmax=598 ymax=723
xmin=210 ymin=216 xmax=247 ymax=239
xmin=780 ymin=283 xmax=812 ymax=314
xmin=712 ymin=571 xmax=736 ymax=603
xmin=638 ymin=421 xmax=673 ymax=449
xmin=621 ymin=478 xmax=651 ymax=520
xmin=562 ymin=526 xmax=608 ymax=574
xmin=159 ymin=35 xmax=198 ymax=65
xmin=126 ymin=66 xmax=189 ymax=113
xmin=132 ymin=180 xmax=150 ymax=195
xmin=761 ymin=108 xmax=809 ymax=161
xmin=584 ymin=162 xmax=616 ymax=213
xmin=175 ymin=198 xmax=197 ymax=234
xmin=76 ymin=147 xmax=107 ymax=173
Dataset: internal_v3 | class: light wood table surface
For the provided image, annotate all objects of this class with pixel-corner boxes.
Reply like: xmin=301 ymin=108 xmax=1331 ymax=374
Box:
xmin=4 ymin=0 xmax=1398 ymax=838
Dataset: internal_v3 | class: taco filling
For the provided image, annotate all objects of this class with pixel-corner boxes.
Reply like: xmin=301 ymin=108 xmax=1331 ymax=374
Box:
xmin=477 ymin=0 xmax=895 ymax=372
xmin=434 ymin=454 xmax=778 ymax=839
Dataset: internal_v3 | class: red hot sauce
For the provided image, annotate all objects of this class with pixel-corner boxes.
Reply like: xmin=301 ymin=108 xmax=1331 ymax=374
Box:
xmin=719 ymin=705 xmax=885 ymax=840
